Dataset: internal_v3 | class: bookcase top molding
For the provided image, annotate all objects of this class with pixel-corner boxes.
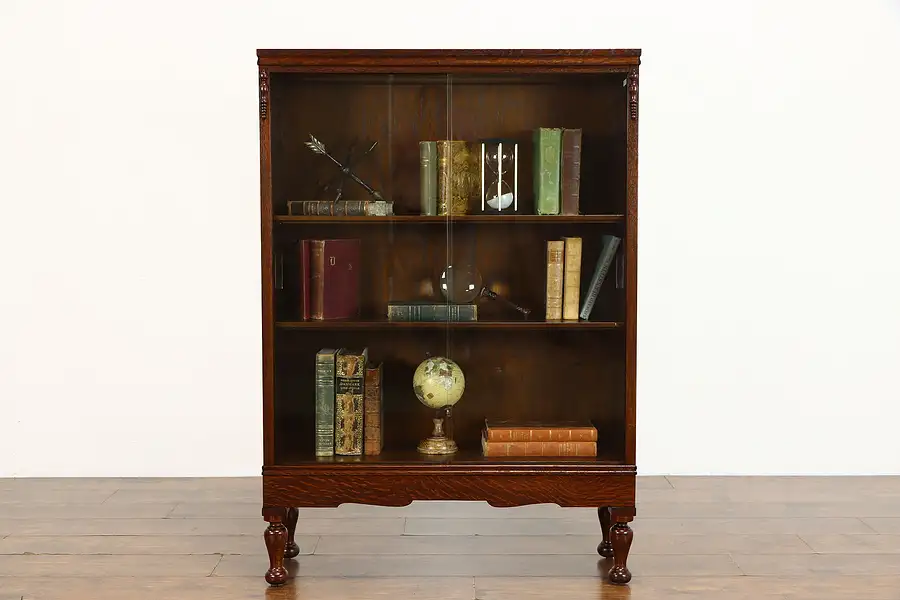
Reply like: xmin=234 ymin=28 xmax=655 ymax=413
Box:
xmin=256 ymin=49 xmax=642 ymax=71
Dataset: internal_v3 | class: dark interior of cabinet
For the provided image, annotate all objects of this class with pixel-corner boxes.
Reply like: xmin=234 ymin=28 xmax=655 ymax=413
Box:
xmin=268 ymin=69 xmax=630 ymax=467
xmin=274 ymin=222 xmax=625 ymax=323
xmin=269 ymin=73 xmax=627 ymax=216
xmin=273 ymin=328 xmax=626 ymax=464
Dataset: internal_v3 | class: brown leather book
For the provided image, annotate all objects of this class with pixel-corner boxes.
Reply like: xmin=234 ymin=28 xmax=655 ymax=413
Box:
xmin=364 ymin=363 xmax=383 ymax=456
xmin=545 ymin=240 xmax=565 ymax=320
xmin=481 ymin=436 xmax=597 ymax=457
xmin=484 ymin=420 xmax=597 ymax=442
xmin=299 ymin=240 xmax=311 ymax=320
xmin=307 ymin=239 xmax=361 ymax=320
xmin=560 ymin=129 xmax=582 ymax=216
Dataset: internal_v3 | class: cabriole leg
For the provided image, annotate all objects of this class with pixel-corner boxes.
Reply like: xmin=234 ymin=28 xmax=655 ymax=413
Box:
xmin=284 ymin=507 xmax=300 ymax=558
xmin=597 ymin=506 xmax=614 ymax=558
xmin=608 ymin=507 xmax=635 ymax=585
xmin=263 ymin=508 xmax=288 ymax=586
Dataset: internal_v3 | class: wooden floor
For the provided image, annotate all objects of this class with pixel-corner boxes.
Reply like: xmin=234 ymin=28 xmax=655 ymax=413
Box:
xmin=1 ymin=477 xmax=900 ymax=599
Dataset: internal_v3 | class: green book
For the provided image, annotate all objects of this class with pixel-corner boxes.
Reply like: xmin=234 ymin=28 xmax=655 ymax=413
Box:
xmin=419 ymin=141 xmax=438 ymax=216
xmin=315 ymin=349 xmax=338 ymax=457
xmin=533 ymin=128 xmax=562 ymax=215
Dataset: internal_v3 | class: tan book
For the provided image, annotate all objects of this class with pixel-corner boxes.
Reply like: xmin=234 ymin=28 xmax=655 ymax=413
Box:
xmin=545 ymin=240 xmax=565 ymax=320
xmin=481 ymin=436 xmax=597 ymax=457
xmin=484 ymin=420 xmax=597 ymax=442
xmin=562 ymin=237 xmax=582 ymax=320
xmin=364 ymin=363 xmax=383 ymax=456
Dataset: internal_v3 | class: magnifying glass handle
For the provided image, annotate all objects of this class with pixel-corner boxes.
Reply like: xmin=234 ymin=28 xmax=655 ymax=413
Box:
xmin=481 ymin=287 xmax=531 ymax=319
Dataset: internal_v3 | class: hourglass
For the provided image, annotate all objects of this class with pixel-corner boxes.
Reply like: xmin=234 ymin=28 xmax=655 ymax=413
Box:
xmin=480 ymin=139 xmax=518 ymax=214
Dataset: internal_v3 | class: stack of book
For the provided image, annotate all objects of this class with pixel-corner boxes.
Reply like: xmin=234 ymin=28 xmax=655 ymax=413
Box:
xmin=315 ymin=348 xmax=383 ymax=457
xmin=481 ymin=420 xmax=598 ymax=457
xmin=545 ymin=235 xmax=621 ymax=321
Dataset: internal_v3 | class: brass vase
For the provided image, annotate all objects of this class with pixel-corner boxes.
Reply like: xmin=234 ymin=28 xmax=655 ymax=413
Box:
xmin=437 ymin=140 xmax=475 ymax=216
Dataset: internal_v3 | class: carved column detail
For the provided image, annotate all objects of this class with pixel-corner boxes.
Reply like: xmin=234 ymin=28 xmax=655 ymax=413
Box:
xmin=628 ymin=68 xmax=638 ymax=120
xmin=259 ymin=69 xmax=270 ymax=121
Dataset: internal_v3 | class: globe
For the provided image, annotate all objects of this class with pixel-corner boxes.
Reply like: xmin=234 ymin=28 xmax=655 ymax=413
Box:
xmin=413 ymin=357 xmax=465 ymax=410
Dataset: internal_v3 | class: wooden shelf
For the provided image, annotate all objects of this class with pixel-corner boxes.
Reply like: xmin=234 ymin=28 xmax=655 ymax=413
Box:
xmin=275 ymin=214 xmax=624 ymax=225
xmin=270 ymin=449 xmax=630 ymax=471
xmin=275 ymin=320 xmax=623 ymax=330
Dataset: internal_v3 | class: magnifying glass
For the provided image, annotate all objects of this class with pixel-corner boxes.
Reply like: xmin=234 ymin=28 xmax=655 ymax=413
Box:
xmin=439 ymin=264 xmax=531 ymax=319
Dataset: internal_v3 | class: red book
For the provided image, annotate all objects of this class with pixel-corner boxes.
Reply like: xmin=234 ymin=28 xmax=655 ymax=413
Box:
xmin=299 ymin=240 xmax=311 ymax=320
xmin=308 ymin=239 xmax=361 ymax=320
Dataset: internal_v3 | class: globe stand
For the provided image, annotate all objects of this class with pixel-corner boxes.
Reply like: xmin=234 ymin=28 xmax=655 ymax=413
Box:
xmin=417 ymin=413 xmax=457 ymax=455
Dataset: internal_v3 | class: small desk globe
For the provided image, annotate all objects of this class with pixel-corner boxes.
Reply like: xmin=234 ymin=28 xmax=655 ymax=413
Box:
xmin=413 ymin=357 xmax=465 ymax=454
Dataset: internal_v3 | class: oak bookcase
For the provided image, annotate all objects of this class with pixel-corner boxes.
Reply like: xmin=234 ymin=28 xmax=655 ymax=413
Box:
xmin=257 ymin=49 xmax=639 ymax=586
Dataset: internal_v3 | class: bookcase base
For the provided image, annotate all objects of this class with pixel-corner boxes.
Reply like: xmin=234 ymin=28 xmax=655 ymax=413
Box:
xmin=261 ymin=467 xmax=636 ymax=586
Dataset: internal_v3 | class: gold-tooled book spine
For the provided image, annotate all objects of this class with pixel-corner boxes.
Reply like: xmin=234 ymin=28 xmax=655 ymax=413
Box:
xmin=562 ymin=237 xmax=582 ymax=321
xmin=436 ymin=140 xmax=473 ymax=216
xmin=545 ymin=240 xmax=565 ymax=320
xmin=334 ymin=348 xmax=367 ymax=456
xmin=364 ymin=364 xmax=383 ymax=456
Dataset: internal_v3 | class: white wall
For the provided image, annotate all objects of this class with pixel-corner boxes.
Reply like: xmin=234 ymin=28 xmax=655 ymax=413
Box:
xmin=1 ymin=0 xmax=898 ymax=477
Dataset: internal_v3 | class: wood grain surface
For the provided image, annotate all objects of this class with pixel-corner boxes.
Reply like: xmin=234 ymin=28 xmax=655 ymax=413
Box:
xmin=2 ymin=476 xmax=900 ymax=599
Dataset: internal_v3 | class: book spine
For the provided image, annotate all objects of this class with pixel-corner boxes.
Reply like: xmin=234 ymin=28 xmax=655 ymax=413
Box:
xmin=579 ymin=235 xmax=622 ymax=320
xmin=545 ymin=240 xmax=565 ymax=320
xmin=288 ymin=201 xmax=393 ymax=217
xmin=364 ymin=364 xmax=383 ymax=455
xmin=387 ymin=304 xmax=478 ymax=322
xmin=534 ymin=128 xmax=561 ymax=215
xmin=562 ymin=237 xmax=582 ymax=320
xmin=437 ymin=140 xmax=473 ymax=216
xmin=315 ymin=349 xmax=337 ymax=457
xmin=300 ymin=240 xmax=311 ymax=320
xmin=482 ymin=439 xmax=597 ymax=457
xmin=335 ymin=349 xmax=367 ymax=456
xmin=485 ymin=428 xmax=598 ymax=442
xmin=309 ymin=240 xmax=326 ymax=320
xmin=560 ymin=129 xmax=582 ymax=216
xmin=419 ymin=141 xmax=438 ymax=216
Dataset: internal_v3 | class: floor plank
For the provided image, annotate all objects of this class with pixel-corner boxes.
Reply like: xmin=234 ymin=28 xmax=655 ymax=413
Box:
xmin=0 ymin=517 xmax=403 ymax=536
xmin=0 ymin=503 xmax=176 ymax=519
xmin=475 ymin=576 xmax=786 ymax=600
xmin=315 ymin=533 xmax=812 ymax=555
xmin=214 ymin=553 xmax=742 ymax=577
xmin=732 ymin=553 xmax=900 ymax=576
xmin=0 ymin=576 xmax=477 ymax=600
xmin=403 ymin=516 xmax=874 ymax=535
xmin=0 ymin=534 xmax=318 ymax=556
xmin=637 ymin=501 xmax=900 ymax=518
xmin=0 ymin=554 xmax=221 ymax=577
xmin=800 ymin=534 xmax=900 ymax=554
xmin=861 ymin=518 xmax=900 ymax=534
